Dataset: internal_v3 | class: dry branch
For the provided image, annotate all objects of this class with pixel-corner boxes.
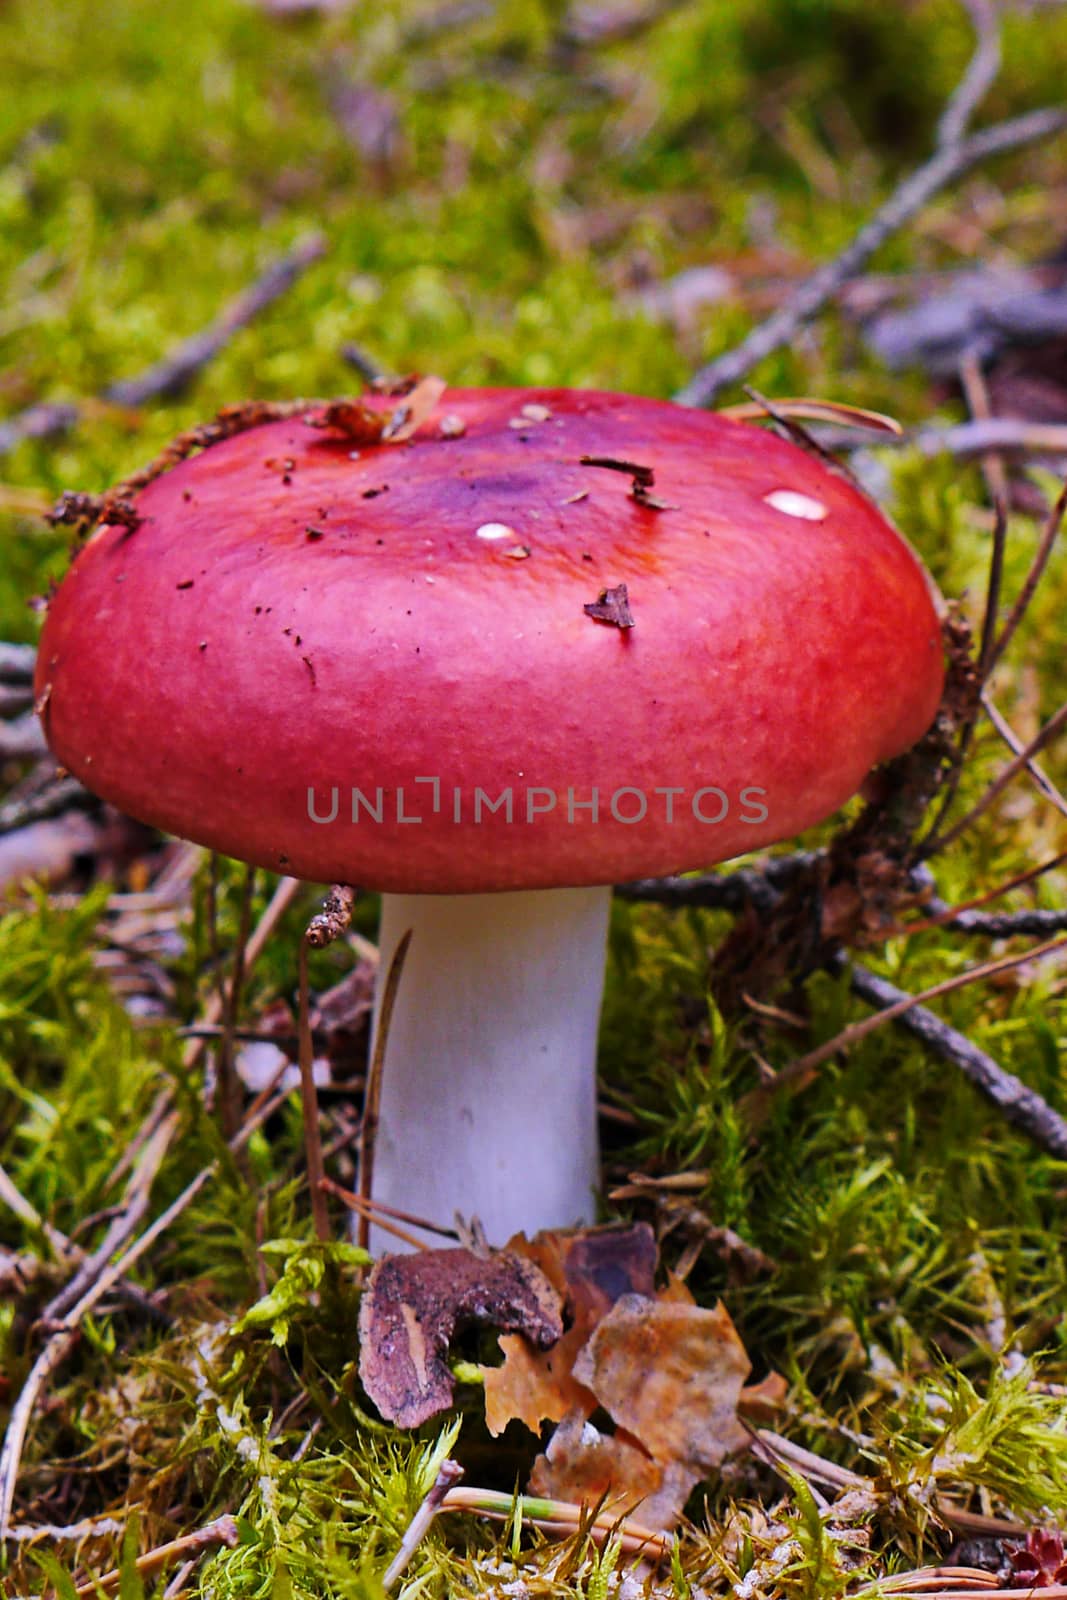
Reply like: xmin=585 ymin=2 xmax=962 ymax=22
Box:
xmin=676 ymin=88 xmax=1067 ymax=407
xmin=742 ymin=943 xmax=1067 ymax=1160
xmin=982 ymin=693 xmax=1067 ymax=819
xmin=72 ymin=1516 xmax=241 ymax=1597
xmin=0 ymin=1165 xmax=215 ymax=1536
xmin=925 ymin=700 xmax=1067 ymax=854
xmin=843 ymin=958 xmax=1067 ymax=1159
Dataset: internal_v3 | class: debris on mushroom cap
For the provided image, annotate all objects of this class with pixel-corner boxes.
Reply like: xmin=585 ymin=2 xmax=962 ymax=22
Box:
xmin=36 ymin=386 xmax=945 ymax=894
xmin=583 ymin=583 xmax=634 ymax=629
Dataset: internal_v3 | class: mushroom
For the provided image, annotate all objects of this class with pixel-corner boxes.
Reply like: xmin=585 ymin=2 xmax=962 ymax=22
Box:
xmin=35 ymin=386 xmax=944 ymax=1247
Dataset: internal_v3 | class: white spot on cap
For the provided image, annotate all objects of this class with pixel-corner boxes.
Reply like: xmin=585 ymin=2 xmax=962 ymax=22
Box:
xmin=476 ymin=522 xmax=516 ymax=541
xmin=764 ymin=489 xmax=828 ymax=521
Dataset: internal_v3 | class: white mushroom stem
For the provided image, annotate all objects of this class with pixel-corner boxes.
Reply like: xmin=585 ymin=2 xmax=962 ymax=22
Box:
xmin=368 ymin=887 xmax=611 ymax=1252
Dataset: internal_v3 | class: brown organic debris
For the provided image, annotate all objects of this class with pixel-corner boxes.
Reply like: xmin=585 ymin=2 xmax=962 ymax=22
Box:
xmin=481 ymin=1223 xmax=753 ymax=1530
xmin=482 ymin=1223 xmax=657 ymax=1436
xmin=309 ymin=398 xmax=390 ymax=446
xmin=583 ymin=583 xmax=635 ymax=629
xmin=358 ymin=1247 xmax=563 ymax=1427
xmin=579 ymin=453 xmax=677 ymax=510
xmin=305 ymin=884 xmax=356 ymax=949
xmin=572 ymin=1293 xmax=751 ymax=1471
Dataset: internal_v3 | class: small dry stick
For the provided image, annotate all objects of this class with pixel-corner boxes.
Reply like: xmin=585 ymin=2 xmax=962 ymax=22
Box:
xmin=877 ymin=1567 xmax=998 ymax=1594
xmin=959 ymin=350 xmax=1010 ymax=550
xmin=357 ymin=929 xmax=413 ymax=1252
xmin=985 ymin=478 xmax=1067 ymax=677
xmin=983 ymin=693 xmax=1067 ymax=819
xmin=105 ymin=875 xmax=303 ymax=1193
xmin=297 ymin=887 xmax=355 ymax=1241
xmin=676 ymin=99 xmax=1067 ymax=405
xmin=216 ymin=863 xmax=256 ymax=1142
xmin=0 ymin=999 xmax=296 ymax=1537
xmin=754 ymin=1428 xmax=865 ymax=1491
xmin=382 ymin=1459 xmax=465 ymax=1591
xmin=925 ymin=699 xmax=1067 ymax=854
xmin=887 ymin=849 xmax=1066 ymax=937
xmin=72 ymin=1515 xmax=241 ymax=1597
xmin=320 ymin=1178 xmax=432 ymax=1252
xmin=0 ymin=1164 xmax=215 ymax=1535
xmin=862 ymin=1589 xmax=1067 ymax=1600
xmin=0 ymin=777 xmax=96 ymax=837
xmin=846 ymin=959 xmax=1067 ymax=1159
xmin=297 ymin=940 xmax=330 ymax=1242
xmin=438 ymin=1486 xmax=672 ymax=1562
xmin=912 ymin=418 xmax=1067 ymax=457
xmin=938 ymin=0 xmax=1002 ymax=146
xmin=42 ymin=1110 xmax=179 ymax=1322
xmin=746 ymin=935 xmax=1067 ymax=1115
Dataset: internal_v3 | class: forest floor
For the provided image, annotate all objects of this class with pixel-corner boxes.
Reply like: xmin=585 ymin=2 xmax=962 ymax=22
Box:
xmin=1 ymin=1 xmax=1067 ymax=1596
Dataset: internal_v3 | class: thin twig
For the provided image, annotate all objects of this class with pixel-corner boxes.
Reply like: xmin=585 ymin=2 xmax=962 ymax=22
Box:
xmin=945 ymin=888 xmax=1067 ymax=932
xmin=0 ymin=778 xmax=96 ymax=837
xmin=298 ymin=886 xmax=356 ymax=1241
xmin=889 ymin=850 xmax=1066 ymax=937
xmin=105 ymin=876 xmax=303 ymax=1193
xmin=42 ymin=1111 xmax=179 ymax=1321
xmin=298 ymin=940 xmax=330 ymax=1243
xmin=357 ymin=929 xmax=413 ymax=1252
xmin=936 ymin=0 xmax=1001 ymax=148
xmin=72 ymin=1515 xmax=241 ymax=1597
xmin=382 ymin=1459 xmax=464 ymax=1591
xmin=982 ymin=694 xmax=1067 ymax=818
xmin=877 ymin=1566 xmax=998 ymax=1593
xmin=925 ymin=700 xmax=1067 ymax=854
xmin=0 ymin=235 xmax=326 ymax=458
xmin=109 ymin=235 xmax=325 ymax=408
xmin=675 ymin=104 xmax=1067 ymax=406
xmin=216 ymin=864 xmax=256 ymax=1142
xmin=745 ymin=936 xmax=1067 ymax=1118
xmin=960 ymin=360 xmax=1009 ymax=677
xmin=320 ymin=1179 xmax=432 ymax=1252
xmin=438 ymin=1486 xmax=672 ymax=1562
xmin=986 ymin=479 xmax=1067 ymax=676
xmin=0 ymin=1164 xmax=215 ymax=1536
xmin=845 ymin=958 xmax=1067 ymax=1158
xmin=0 ymin=643 xmax=37 ymax=682
xmin=617 ymin=854 xmax=815 ymax=915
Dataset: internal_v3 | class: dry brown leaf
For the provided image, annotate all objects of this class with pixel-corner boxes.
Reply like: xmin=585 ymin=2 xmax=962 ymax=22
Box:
xmin=530 ymin=1415 xmax=704 ymax=1530
xmin=529 ymin=1413 xmax=667 ymax=1517
xmin=482 ymin=1224 xmax=658 ymax=1436
xmin=484 ymin=1325 xmax=592 ymax=1437
xmin=359 ymin=1247 xmax=562 ymax=1428
xmin=738 ymin=1370 xmax=789 ymax=1424
xmin=381 ymin=376 xmax=448 ymax=441
xmin=572 ymin=1294 xmax=751 ymax=1470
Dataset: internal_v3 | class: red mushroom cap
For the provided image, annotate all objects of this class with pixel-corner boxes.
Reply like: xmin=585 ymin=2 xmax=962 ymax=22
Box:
xmin=36 ymin=387 xmax=944 ymax=891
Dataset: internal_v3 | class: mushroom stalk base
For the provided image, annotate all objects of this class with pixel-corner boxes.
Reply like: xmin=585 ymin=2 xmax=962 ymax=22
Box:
xmin=368 ymin=887 xmax=611 ymax=1253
